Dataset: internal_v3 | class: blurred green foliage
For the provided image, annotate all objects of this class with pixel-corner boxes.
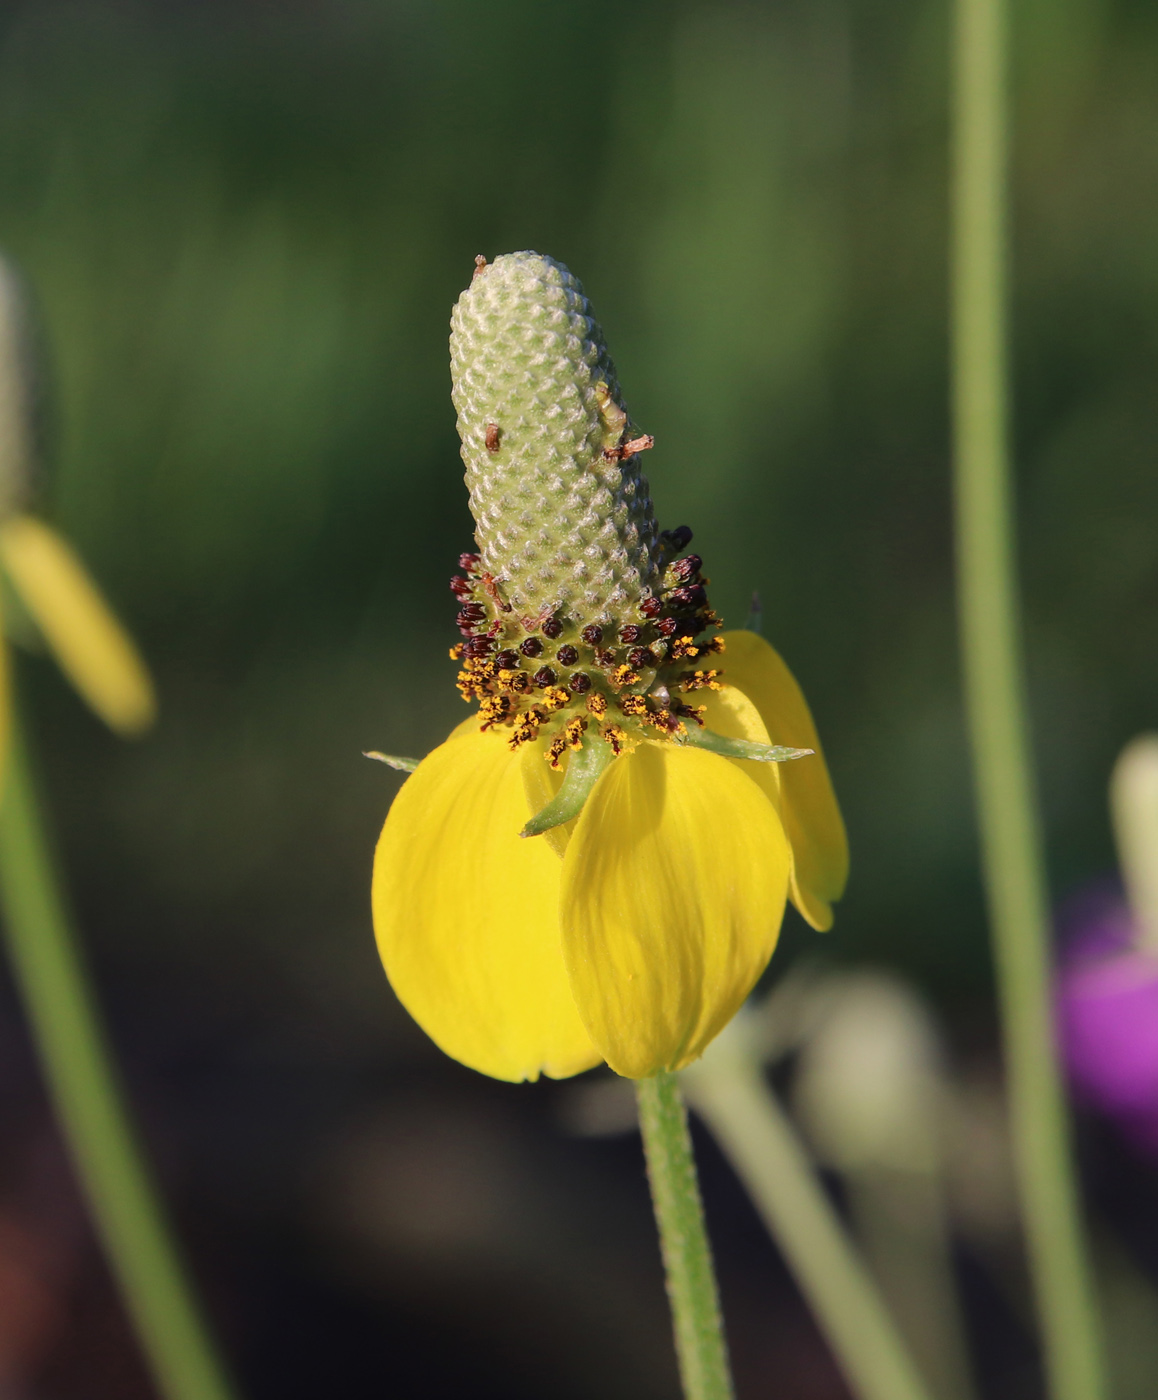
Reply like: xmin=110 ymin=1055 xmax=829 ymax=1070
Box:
xmin=0 ymin=0 xmax=1155 ymax=1030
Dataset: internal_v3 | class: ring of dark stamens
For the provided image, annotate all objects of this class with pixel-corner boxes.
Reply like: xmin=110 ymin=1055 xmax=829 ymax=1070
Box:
xmin=448 ymin=526 xmax=725 ymax=763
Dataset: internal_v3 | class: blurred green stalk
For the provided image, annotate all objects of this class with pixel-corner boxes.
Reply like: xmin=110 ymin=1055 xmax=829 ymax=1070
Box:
xmin=950 ymin=0 xmax=1107 ymax=1396
xmin=682 ymin=1020 xmax=934 ymax=1400
xmin=636 ymin=1072 xmax=734 ymax=1400
xmin=0 ymin=705 xmax=238 ymax=1400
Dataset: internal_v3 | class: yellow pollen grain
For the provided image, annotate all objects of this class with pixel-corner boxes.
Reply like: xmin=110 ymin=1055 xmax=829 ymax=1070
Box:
xmin=619 ymin=694 xmax=648 ymax=718
xmin=449 ymin=642 xmax=464 ymax=660
xmin=478 ymin=695 xmax=512 ymax=729
xmin=586 ymin=693 xmax=608 ymax=718
xmin=507 ymin=712 xmax=541 ymax=750
xmin=547 ymin=733 xmax=568 ymax=769
xmin=602 ymin=723 xmax=627 ymax=755
xmin=610 ymin=664 xmax=640 ymax=689
xmin=681 ymin=669 xmax=723 ymax=692
xmin=496 ymin=668 xmax=530 ymax=694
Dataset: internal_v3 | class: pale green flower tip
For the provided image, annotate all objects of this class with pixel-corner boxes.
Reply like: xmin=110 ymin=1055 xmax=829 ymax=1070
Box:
xmin=450 ymin=251 xmax=661 ymax=627
xmin=0 ymin=253 xmax=42 ymax=520
xmin=1110 ymin=733 xmax=1158 ymax=951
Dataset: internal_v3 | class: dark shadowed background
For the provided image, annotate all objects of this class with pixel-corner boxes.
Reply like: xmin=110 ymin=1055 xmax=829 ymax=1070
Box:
xmin=0 ymin=0 xmax=1156 ymax=1395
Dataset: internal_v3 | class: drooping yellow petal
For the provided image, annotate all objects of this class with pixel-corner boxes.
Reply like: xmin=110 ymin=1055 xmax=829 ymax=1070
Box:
xmin=695 ymin=683 xmax=783 ymax=811
xmin=717 ymin=629 xmax=848 ymax=931
xmin=372 ymin=725 xmax=600 ymax=1082
xmin=442 ymin=713 xmax=574 ymax=852
xmin=0 ymin=516 xmax=156 ymax=735
xmin=449 ymin=713 xmax=481 ymax=741
xmin=560 ymin=741 xmax=790 ymax=1078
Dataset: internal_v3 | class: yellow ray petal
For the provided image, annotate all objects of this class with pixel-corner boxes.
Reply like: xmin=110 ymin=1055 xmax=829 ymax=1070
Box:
xmin=449 ymin=713 xmax=481 ymax=741
xmin=560 ymin=741 xmax=790 ymax=1078
xmin=0 ymin=516 xmax=156 ymax=735
xmin=717 ymin=629 xmax=848 ymax=931
xmin=695 ymin=682 xmax=783 ymax=811
xmin=372 ymin=725 xmax=600 ymax=1082
xmin=448 ymin=713 xmax=574 ymax=852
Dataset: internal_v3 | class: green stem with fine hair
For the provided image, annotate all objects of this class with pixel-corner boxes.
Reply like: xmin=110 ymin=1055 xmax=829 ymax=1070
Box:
xmin=950 ymin=0 xmax=1106 ymax=1396
xmin=0 ymin=704 xmax=238 ymax=1400
xmin=636 ymin=1072 xmax=734 ymax=1400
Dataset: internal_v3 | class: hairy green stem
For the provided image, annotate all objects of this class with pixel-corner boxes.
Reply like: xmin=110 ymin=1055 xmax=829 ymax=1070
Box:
xmin=950 ymin=0 xmax=1106 ymax=1395
xmin=682 ymin=1024 xmax=934 ymax=1400
xmin=0 ymin=707 xmax=238 ymax=1400
xmin=636 ymin=1072 xmax=734 ymax=1400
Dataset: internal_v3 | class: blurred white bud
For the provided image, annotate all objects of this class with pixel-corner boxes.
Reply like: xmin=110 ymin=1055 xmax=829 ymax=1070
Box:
xmin=1110 ymin=735 xmax=1158 ymax=952
xmin=793 ymin=971 xmax=946 ymax=1175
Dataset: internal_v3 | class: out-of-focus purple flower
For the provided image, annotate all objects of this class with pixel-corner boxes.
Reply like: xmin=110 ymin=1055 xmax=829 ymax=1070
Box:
xmin=1057 ymin=887 xmax=1158 ymax=1155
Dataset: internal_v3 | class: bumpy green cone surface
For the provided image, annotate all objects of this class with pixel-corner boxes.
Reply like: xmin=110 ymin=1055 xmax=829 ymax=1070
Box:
xmin=451 ymin=251 xmax=660 ymax=626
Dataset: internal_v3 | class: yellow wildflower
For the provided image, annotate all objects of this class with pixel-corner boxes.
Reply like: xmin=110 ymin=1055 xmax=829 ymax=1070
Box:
xmin=370 ymin=252 xmax=847 ymax=1083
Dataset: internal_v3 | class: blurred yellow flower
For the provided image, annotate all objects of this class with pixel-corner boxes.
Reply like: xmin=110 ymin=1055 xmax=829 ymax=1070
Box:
xmin=0 ymin=258 xmax=155 ymax=772
xmin=373 ymin=628 xmax=846 ymax=1082
xmin=0 ymin=515 xmax=155 ymax=730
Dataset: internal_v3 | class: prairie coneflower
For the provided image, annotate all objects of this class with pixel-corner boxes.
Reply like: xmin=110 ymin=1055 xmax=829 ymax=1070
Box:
xmin=0 ymin=260 xmax=154 ymax=763
xmin=371 ymin=252 xmax=847 ymax=1082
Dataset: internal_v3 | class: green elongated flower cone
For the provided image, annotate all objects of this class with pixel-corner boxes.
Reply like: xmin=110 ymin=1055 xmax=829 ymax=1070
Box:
xmin=450 ymin=251 xmax=661 ymax=627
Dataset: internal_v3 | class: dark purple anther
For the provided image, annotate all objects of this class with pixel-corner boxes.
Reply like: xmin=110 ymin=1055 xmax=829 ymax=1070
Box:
xmin=628 ymin=647 xmax=654 ymax=669
xmin=619 ymin=624 xmax=642 ymax=645
xmin=533 ymin=666 xmax=556 ymax=687
xmin=556 ymin=645 xmax=579 ymax=666
xmin=495 ymin=649 xmax=520 ymax=670
xmin=581 ymin=624 xmax=604 ymax=646
xmin=670 ymin=584 xmax=708 ymax=609
xmin=542 ymin=616 xmax=564 ymax=640
xmin=520 ymin=637 xmax=543 ymax=658
xmin=569 ymin=673 xmax=591 ymax=694
xmin=450 ymin=576 xmax=472 ymax=599
xmin=640 ymin=596 xmax=663 ymax=620
xmin=456 ymin=603 xmax=487 ymax=634
xmin=657 ymin=616 xmax=678 ymax=637
xmin=463 ymin=635 xmax=494 ymax=658
xmin=663 ymin=526 xmax=693 ymax=551
xmin=669 ymin=554 xmax=702 ymax=583
xmin=459 ymin=552 xmax=481 ymax=571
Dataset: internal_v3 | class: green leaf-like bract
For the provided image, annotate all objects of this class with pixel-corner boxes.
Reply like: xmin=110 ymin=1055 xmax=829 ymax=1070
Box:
xmin=681 ymin=728 xmax=813 ymax=764
xmin=521 ymin=736 xmax=614 ymax=838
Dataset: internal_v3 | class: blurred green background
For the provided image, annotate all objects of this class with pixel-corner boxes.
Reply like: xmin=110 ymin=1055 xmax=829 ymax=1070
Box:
xmin=0 ymin=0 xmax=1156 ymax=1395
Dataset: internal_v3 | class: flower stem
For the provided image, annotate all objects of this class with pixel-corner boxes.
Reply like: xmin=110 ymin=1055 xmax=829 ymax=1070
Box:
xmin=681 ymin=1022 xmax=935 ymax=1400
xmin=0 ymin=706 xmax=238 ymax=1400
xmin=636 ymin=1071 xmax=734 ymax=1400
xmin=950 ymin=0 xmax=1107 ymax=1395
